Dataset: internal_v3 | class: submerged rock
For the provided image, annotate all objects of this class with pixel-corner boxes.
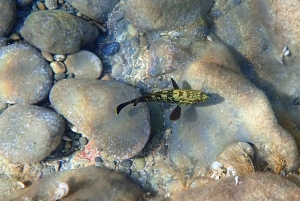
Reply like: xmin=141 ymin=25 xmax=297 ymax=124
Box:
xmin=20 ymin=10 xmax=99 ymax=54
xmin=211 ymin=0 xmax=300 ymax=150
xmin=147 ymin=41 xmax=192 ymax=77
xmin=50 ymin=78 xmax=150 ymax=160
xmin=0 ymin=43 xmax=53 ymax=104
xmin=169 ymin=41 xmax=298 ymax=177
xmin=167 ymin=172 xmax=300 ymax=201
xmin=5 ymin=166 xmax=146 ymax=201
xmin=0 ymin=0 xmax=16 ymax=37
xmin=65 ymin=0 xmax=119 ymax=23
xmin=124 ymin=0 xmax=214 ymax=31
xmin=64 ymin=50 xmax=103 ymax=79
xmin=0 ymin=105 xmax=65 ymax=164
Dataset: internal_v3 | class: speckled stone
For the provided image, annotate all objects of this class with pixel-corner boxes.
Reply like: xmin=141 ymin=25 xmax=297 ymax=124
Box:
xmin=168 ymin=172 xmax=300 ymax=201
xmin=5 ymin=166 xmax=146 ymax=200
xmin=64 ymin=50 xmax=103 ymax=79
xmin=50 ymin=79 xmax=150 ymax=160
xmin=45 ymin=0 xmax=58 ymax=10
xmin=0 ymin=43 xmax=53 ymax=104
xmin=169 ymin=42 xmax=298 ymax=174
xmin=41 ymin=51 xmax=54 ymax=62
xmin=124 ymin=0 xmax=214 ymax=31
xmin=65 ymin=0 xmax=119 ymax=23
xmin=0 ymin=104 xmax=65 ymax=164
xmin=147 ymin=41 xmax=192 ymax=77
xmin=20 ymin=10 xmax=99 ymax=54
xmin=50 ymin=61 xmax=66 ymax=74
xmin=0 ymin=0 xmax=16 ymax=37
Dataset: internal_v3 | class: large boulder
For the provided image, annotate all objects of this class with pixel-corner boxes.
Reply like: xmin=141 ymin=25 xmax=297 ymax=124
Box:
xmin=0 ymin=105 xmax=65 ymax=164
xmin=20 ymin=10 xmax=99 ymax=54
xmin=50 ymin=78 xmax=150 ymax=160
xmin=0 ymin=43 xmax=53 ymax=104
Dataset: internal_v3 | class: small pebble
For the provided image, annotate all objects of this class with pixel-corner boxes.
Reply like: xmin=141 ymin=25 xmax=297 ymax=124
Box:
xmin=62 ymin=136 xmax=72 ymax=141
xmin=45 ymin=0 xmax=58 ymax=10
xmin=65 ymin=141 xmax=72 ymax=149
xmin=95 ymin=157 xmax=103 ymax=163
xmin=67 ymin=130 xmax=75 ymax=138
xmin=72 ymin=139 xmax=80 ymax=147
xmin=74 ymin=133 xmax=81 ymax=139
xmin=54 ymin=73 xmax=66 ymax=80
xmin=121 ymin=159 xmax=133 ymax=168
xmin=79 ymin=137 xmax=88 ymax=146
xmin=50 ymin=61 xmax=66 ymax=73
xmin=76 ymin=12 xmax=82 ymax=17
xmin=110 ymin=11 xmax=124 ymax=21
xmin=101 ymin=42 xmax=120 ymax=56
xmin=133 ymin=157 xmax=146 ymax=171
xmin=36 ymin=2 xmax=46 ymax=10
xmin=41 ymin=51 xmax=54 ymax=61
xmin=54 ymin=54 xmax=66 ymax=61
xmin=67 ymin=73 xmax=75 ymax=78
xmin=262 ymin=44 xmax=268 ymax=51
xmin=9 ymin=33 xmax=21 ymax=41
xmin=58 ymin=0 xmax=64 ymax=4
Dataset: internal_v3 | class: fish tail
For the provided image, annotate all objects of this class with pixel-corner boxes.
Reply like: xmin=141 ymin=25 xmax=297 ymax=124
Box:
xmin=115 ymin=99 xmax=139 ymax=115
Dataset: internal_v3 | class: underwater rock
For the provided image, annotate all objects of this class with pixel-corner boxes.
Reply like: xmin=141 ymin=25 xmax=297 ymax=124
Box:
xmin=124 ymin=0 xmax=214 ymax=31
xmin=101 ymin=42 xmax=120 ymax=56
xmin=49 ymin=78 xmax=150 ymax=160
xmin=217 ymin=142 xmax=255 ymax=176
xmin=5 ymin=166 xmax=146 ymax=201
xmin=0 ymin=105 xmax=65 ymax=164
xmin=20 ymin=10 xmax=99 ymax=54
xmin=0 ymin=43 xmax=53 ymax=104
xmin=64 ymin=50 xmax=103 ymax=79
xmin=147 ymin=41 xmax=192 ymax=77
xmin=167 ymin=172 xmax=300 ymax=201
xmin=0 ymin=0 xmax=16 ymax=37
xmin=16 ymin=0 xmax=32 ymax=7
xmin=65 ymin=0 xmax=119 ymax=23
xmin=169 ymin=41 xmax=298 ymax=177
xmin=211 ymin=0 xmax=300 ymax=149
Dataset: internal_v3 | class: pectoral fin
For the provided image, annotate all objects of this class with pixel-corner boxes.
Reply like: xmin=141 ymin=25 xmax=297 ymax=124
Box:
xmin=170 ymin=105 xmax=181 ymax=121
xmin=116 ymin=101 xmax=132 ymax=115
xmin=171 ymin=78 xmax=179 ymax=89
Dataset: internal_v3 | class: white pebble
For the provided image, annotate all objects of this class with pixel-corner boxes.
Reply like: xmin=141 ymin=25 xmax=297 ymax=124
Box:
xmin=54 ymin=54 xmax=66 ymax=62
xmin=211 ymin=161 xmax=223 ymax=170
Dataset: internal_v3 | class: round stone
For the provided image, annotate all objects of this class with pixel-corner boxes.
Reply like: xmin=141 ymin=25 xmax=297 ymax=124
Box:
xmin=41 ymin=51 xmax=54 ymax=62
xmin=0 ymin=104 xmax=65 ymax=164
xmin=79 ymin=137 xmax=88 ymax=146
xmin=0 ymin=43 xmax=53 ymax=104
xmin=20 ymin=10 xmax=99 ymax=54
xmin=0 ymin=0 xmax=16 ymax=37
xmin=64 ymin=50 xmax=103 ymax=79
xmin=50 ymin=61 xmax=66 ymax=74
xmin=49 ymin=78 xmax=150 ymax=160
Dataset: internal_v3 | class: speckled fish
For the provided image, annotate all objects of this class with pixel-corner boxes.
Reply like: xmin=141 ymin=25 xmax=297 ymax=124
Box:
xmin=116 ymin=78 xmax=209 ymax=121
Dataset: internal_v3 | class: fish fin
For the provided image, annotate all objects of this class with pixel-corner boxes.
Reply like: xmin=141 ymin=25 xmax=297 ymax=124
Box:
xmin=170 ymin=105 xmax=181 ymax=121
xmin=115 ymin=101 xmax=132 ymax=115
xmin=171 ymin=78 xmax=180 ymax=89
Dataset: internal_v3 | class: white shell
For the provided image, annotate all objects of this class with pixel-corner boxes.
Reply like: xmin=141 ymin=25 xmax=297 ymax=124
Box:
xmin=284 ymin=49 xmax=290 ymax=56
xmin=211 ymin=161 xmax=223 ymax=170
xmin=235 ymin=176 xmax=239 ymax=185
xmin=52 ymin=181 xmax=69 ymax=201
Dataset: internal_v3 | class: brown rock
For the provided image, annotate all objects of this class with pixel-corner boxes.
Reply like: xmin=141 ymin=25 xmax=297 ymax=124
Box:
xmin=0 ymin=43 xmax=53 ymax=104
xmin=49 ymin=78 xmax=150 ymax=160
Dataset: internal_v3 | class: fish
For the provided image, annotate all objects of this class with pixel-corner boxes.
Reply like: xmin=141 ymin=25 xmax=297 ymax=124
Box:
xmin=116 ymin=78 xmax=209 ymax=121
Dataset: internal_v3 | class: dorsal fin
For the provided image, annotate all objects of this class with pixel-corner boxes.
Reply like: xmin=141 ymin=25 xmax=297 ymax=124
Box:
xmin=171 ymin=78 xmax=179 ymax=89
